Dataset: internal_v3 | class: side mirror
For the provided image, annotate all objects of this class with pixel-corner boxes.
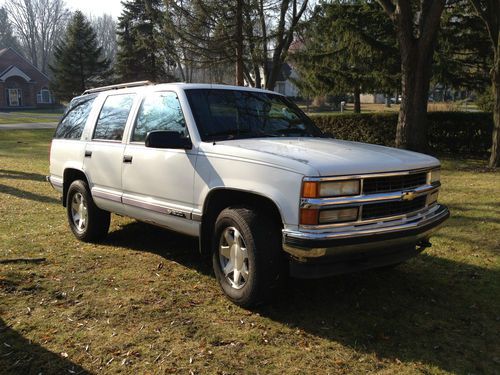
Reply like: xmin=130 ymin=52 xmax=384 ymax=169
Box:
xmin=145 ymin=130 xmax=192 ymax=149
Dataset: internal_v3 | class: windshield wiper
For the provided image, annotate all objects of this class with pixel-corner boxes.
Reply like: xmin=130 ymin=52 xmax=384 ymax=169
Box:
xmin=206 ymin=129 xmax=253 ymax=141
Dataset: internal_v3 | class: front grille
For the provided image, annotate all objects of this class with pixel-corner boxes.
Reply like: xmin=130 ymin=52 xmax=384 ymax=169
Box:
xmin=363 ymin=172 xmax=427 ymax=194
xmin=361 ymin=196 xmax=426 ymax=220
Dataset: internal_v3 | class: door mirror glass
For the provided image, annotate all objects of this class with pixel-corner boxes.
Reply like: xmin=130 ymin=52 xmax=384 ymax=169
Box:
xmin=145 ymin=130 xmax=192 ymax=149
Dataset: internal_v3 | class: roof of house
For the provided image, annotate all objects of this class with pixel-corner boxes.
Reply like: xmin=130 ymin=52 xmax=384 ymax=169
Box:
xmin=0 ymin=47 xmax=50 ymax=83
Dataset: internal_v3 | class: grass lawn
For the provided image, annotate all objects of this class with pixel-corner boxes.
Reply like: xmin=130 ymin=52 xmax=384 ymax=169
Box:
xmin=0 ymin=130 xmax=499 ymax=374
xmin=0 ymin=110 xmax=62 ymax=125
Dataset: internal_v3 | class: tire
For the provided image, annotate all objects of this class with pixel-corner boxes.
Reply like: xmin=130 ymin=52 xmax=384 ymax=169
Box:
xmin=66 ymin=180 xmax=110 ymax=242
xmin=212 ymin=206 xmax=286 ymax=307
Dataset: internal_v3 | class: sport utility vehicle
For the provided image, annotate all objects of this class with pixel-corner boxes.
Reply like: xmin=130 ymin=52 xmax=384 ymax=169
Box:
xmin=48 ymin=81 xmax=449 ymax=306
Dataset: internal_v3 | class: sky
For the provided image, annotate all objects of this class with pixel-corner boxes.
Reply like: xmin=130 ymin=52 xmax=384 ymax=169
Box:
xmin=66 ymin=0 xmax=123 ymax=18
xmin=0 ymin=0 xmax=124 ymax=18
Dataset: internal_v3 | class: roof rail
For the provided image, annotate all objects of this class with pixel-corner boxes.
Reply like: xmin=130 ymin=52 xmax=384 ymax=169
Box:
xmin=82 ymin=81 xmax=153 ymax=95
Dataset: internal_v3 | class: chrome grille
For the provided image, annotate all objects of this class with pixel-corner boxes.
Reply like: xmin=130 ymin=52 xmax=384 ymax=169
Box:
xmin=362 ymin=196 xmax=426 ymax=220
xmin=363 ymin=172 xmax=427 ymax=194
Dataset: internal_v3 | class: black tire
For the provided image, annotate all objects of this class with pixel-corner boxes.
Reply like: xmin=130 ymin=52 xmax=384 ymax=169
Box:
xmin=212 ymin=206 xmax=286 ymax=307
xmin=66 ymin=180 xmax=110 ymax=242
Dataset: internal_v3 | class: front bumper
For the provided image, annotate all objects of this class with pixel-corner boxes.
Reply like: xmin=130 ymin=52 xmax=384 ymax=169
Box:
xmin=282 ymin=204 xmax=449 ymax=277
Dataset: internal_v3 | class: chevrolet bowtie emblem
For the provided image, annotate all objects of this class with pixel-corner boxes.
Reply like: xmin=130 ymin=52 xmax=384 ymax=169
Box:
xmin=402 ymin=190 xmax=417 ymax=201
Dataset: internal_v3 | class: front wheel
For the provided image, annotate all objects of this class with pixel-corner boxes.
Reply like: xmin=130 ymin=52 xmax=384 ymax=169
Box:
xmin=212 ymin=207 xmax=285 ymax=307
xmin=66 ymin=180 xmax=110 ymax=242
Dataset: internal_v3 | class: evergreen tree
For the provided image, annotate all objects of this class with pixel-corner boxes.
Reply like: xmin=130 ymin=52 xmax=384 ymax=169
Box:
xmin=0 ymin=7 xmax=21 ymax=51
xmin=50 ymin=11 xmax=110 ymax=101
xmin=293 ymin=1 xmax=399 ymax=112
xmin=115 ymin=0 xmax=175 ymax=82
xmin=433 ymin=0 xmax=491 ymax=95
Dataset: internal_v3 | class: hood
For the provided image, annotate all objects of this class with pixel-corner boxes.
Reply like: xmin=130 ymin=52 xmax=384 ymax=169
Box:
xmin=206 ymin=137 xmax=439 ymax=176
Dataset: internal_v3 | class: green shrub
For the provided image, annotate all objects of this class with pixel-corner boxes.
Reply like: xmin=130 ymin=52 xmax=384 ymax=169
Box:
xmin=312 ymin=111 xmax=493 ymax=156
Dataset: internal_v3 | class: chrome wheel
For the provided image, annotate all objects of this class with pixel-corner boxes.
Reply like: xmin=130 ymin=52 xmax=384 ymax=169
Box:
xmin=70 ymin=192 xmax=88 ymax=233
xmin=219 ymin=227 xmax=249 ymax=289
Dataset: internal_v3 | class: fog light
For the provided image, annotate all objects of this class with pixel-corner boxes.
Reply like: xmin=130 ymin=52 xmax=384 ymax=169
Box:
xmin=426 ymin=191 xmax=439 ymax=206
xmin=319 ymin=207 xmax=359 ymax=224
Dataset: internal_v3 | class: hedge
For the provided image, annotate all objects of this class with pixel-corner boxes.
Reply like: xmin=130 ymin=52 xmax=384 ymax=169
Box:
xmin=312 ymin=112 xmax=493 ymax=156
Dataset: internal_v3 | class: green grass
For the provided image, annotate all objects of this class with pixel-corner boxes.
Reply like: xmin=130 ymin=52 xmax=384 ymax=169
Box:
xmin=0 ymin=110 xmax=62 ymax=124
xmin=1 ymin=130 xmax=499 ymax=374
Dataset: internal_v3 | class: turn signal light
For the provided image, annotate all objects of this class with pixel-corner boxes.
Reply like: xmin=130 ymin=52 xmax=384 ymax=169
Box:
xmin=302 ymin=181 xmax=319 ymax=198
xmin=300 ymin=208 xmax=319 ymax=225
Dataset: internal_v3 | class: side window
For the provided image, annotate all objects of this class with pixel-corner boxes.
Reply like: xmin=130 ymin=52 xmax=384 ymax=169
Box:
xmin=131 ymin=91 xmax=188 ymax=143
xmin=54 ymin=97 xmax=95 ymax=139
xmin=93 ymin=94 xmax=135 ymax=141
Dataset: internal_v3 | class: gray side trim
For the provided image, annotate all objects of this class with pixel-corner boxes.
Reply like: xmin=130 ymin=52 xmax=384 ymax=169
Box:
xmin=92 ymin=188 xmax=122 ymax=203
xmin=122 ymin=195 xmax=192 ymax=220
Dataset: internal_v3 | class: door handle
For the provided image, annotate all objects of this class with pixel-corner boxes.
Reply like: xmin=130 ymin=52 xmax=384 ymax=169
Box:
xmin=123 ymin=155 xmax=133 ymax=163
xmin=84 ymin=150 xmax=92 ymax=157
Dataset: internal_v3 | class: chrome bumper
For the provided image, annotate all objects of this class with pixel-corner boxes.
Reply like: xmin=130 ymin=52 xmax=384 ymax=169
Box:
xmin=282 ymin=204 xmax=449 ymax=260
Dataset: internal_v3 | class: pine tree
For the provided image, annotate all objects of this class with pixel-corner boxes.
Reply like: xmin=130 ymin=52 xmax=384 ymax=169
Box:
xmin=50 ymin=11 xmax=110 ymax=101
xmin=293 ymin=1 xmax=399 ymax=112
xmin=115 ymin=0 xmax=174 ymax=82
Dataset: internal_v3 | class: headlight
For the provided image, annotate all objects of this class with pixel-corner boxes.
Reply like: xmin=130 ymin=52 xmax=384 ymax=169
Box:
xmin=429 ymin=168 xmax=440 ymax=184
xmin=302 ymin=180 xmax=360 ymax=198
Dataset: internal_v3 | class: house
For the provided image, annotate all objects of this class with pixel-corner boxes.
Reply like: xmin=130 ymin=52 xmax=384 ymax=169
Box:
xmin=0 ymin=47 xmax=54 ymax=109
xmin=272 ymin=62 xmax=300 ymax=98
xmin=247 ymin=62 xmax=301 ymax=97
xmin=360 ymin=93 xmax=386 ymax=104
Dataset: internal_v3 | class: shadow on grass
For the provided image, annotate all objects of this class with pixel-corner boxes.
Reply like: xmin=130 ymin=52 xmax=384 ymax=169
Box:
xmin=0 ymin=169 xmax=47 ymax=182
xmin=0 ymin=318 xmax=92 ymax=375
xmin=104 ymin=220 xmax=498 ymax=374
xmin=0 ymin=183 xmax=59 ymax=204
xmin=104 ymin=221 xmax=210 ymax=275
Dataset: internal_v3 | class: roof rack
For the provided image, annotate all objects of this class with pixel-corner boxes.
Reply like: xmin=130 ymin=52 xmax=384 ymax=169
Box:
xmin=82 ymin=81 xmax=154 ymax=95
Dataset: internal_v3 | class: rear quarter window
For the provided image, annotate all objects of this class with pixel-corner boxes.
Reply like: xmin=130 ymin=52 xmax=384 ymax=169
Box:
xmin=54 ymin=96 xmax=96 ymax=139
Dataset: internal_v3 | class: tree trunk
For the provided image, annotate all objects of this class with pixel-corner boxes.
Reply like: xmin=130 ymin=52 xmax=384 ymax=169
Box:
xmin=235 ymin=0 xmax=244 ymax=86
xmin=396 ymin=41 xmax=434 ymax=152
xmin=490 ymin=57 xmax=500 ymax=167
xmin=354 ymin=86 xmax=361 ymax=113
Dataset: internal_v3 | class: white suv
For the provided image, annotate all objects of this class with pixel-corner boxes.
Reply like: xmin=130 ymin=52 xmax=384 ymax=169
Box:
xmin=48 ymin=81 xmax=449 ymax=306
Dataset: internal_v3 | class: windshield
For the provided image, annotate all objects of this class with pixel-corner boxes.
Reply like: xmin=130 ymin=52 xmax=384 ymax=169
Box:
xmin=185 ymin=89 xmax=323 ymax=141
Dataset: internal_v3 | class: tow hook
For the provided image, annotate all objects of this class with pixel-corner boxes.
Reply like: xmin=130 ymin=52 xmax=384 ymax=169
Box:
xmin=417 ymin=240 xmax=432 ymax=250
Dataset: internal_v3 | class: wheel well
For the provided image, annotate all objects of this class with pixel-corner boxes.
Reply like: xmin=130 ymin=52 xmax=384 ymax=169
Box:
xmin=63 ymin=169 xmax=89 ymax=207
xmin=200 ymin=189 xmax=283 ymax=256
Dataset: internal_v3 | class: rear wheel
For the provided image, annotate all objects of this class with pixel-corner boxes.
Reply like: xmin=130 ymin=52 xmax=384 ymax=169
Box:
xmin=66 ymin=180 xmax=110 ymax=242
xmin=212 ymin=207 xmax=285 ymax=307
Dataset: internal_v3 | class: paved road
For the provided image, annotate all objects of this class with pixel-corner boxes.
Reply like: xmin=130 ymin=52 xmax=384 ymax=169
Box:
xmin=0 ymin=122 xmax=58 ymax=130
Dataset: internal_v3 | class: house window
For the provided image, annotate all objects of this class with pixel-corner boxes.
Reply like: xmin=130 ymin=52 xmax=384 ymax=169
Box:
xmin=37 ymin=88 xmax=53 ymax=104
xmin=7 ymin=89 xmax=21 ymax=106
xmin=275 ymin=82 xmax=286 ymax=95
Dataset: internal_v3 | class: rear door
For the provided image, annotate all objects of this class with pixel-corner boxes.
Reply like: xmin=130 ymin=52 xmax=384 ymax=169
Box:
xmin=121 ymin=91 xmax=198 ymax=236
xmin=83 ymin=93 xmax=136 ymax=212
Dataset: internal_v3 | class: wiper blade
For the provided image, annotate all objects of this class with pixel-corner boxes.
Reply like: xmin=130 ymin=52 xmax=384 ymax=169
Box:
xmin=206 ymin=129 xmax=252 ymax=140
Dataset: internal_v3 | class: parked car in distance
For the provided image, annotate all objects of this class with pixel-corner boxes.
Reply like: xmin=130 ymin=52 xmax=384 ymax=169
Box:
xmin=48 ymin=81 xmax=450 ymax=307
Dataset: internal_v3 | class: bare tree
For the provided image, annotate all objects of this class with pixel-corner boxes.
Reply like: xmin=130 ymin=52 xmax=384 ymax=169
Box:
xmin=164 ymin=0 xmax=310 ymax=90
xmin=469 ymin=0 xmax=499 ymax=168
xmin=377 ymin=0 xmax=446 ymax=152
xmin=4 ymin=0 xmax=69 ymax=73
xmin=90 ymin=14 xmax=118 ymax=64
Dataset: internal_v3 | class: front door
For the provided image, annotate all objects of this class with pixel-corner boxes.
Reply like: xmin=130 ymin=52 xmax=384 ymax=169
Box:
xmin=8 ymin=89 xmax=21 ymax=106
xmin=121 ymin=91 xmax=197 ymax=235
